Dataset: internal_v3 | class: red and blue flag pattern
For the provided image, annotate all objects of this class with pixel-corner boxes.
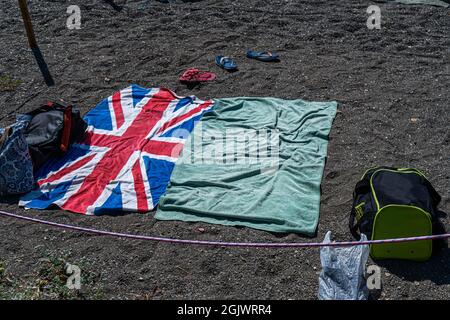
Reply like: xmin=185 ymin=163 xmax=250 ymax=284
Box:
xmin=20 ymin=85 xmax=213 ymax=215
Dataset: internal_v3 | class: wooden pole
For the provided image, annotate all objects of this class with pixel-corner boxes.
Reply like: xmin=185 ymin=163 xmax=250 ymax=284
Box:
xmin=18 ymin=0 xmax=37 ymax=48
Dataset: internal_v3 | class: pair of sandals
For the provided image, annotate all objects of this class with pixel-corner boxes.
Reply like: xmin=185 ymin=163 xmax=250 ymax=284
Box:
xmin=179 ymin=58 xmax=239 ymax=84
xmin=216 ymin=51 xmax=280 ymax=70
xmin=179 ymin=68 xmax=217 ymax=84
xmin=179 ymin=50 xmax=280 ymax=83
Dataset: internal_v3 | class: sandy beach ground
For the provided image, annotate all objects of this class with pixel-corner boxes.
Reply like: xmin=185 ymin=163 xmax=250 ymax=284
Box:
xmin=0 ymin=0 xmax=449 ymax=299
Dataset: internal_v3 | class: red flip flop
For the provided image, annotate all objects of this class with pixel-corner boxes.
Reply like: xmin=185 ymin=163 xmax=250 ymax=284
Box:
xmin=179 ymin=68 xmax=216 ymax=83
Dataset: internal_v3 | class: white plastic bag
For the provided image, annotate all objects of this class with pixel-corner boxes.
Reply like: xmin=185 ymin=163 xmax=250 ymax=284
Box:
xmin=318 ymin=231 xmax=369 ymax=300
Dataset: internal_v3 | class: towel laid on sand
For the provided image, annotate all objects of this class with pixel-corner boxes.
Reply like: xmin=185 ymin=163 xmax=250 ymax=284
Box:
xmin=155 ymin=97 xmax=337 ymax=235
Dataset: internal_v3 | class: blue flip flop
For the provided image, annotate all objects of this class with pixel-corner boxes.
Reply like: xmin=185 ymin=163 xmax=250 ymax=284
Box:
xmin=215 ymin=55 xmax=238 ymax=71
xmin=246 ymin=50 xmax=280 ymax=62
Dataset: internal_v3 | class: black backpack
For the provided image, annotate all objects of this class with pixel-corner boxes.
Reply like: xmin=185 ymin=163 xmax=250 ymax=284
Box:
xmin=349 ymin=166 xmax=442 ymax=261
xmin=25 ymin=102 xmax=87 ymax=170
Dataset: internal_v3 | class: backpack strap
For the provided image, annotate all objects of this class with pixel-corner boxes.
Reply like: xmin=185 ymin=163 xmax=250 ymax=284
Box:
xmin=60 ymin=105 xmax=73 ymax=153
xmin=349 ymin=178 xmax=371 ymax=240
xmin=349 ymin=206 xmax=361 ymax=240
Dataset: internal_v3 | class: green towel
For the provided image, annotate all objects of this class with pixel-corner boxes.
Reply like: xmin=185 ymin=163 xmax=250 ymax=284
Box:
xmin=155 ymin=97 xmax=337 ymax=235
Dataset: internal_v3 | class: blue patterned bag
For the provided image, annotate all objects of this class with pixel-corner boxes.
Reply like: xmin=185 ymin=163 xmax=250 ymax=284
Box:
xmin=0 ymin=115 xmax=35 ymax=195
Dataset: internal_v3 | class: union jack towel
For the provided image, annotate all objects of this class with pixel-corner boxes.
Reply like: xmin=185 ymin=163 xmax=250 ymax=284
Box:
xmin=20 ymin=85 xmax=214 ymax=215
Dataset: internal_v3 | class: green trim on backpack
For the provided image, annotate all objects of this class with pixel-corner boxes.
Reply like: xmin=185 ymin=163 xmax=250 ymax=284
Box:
xmin=354 ymin=202 xmax=365 ymax=222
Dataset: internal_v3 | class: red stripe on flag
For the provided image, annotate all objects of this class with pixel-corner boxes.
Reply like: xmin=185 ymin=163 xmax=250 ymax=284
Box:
xmin=112 ymin=91 xmax=125 ymax=129
xmin=141 ymin=140 xmax=184 ymax=158
xmin=82 ymin=131 xmax=122 ymax=148
xmin=156 ymin=101 xmax=212 ymax=136
xmin=131 ymin=159 xmax=148 ymax=213
xmin=38 ymin=154 xmax=96 ymax=186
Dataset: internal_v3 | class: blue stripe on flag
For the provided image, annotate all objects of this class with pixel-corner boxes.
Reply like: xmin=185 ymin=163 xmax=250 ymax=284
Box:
xmin=94 ymin=183 xmax=123 ymax=215
xmin=159 ymin=113 xmax=203 ymax=139
xmin=131 ymin=84 xmax=152 ymax=108
xmin=142 ymin=156 xmax=175 ymax=207
xmin=83 ymin=98 xmax=113 ymax=131
xmin=173 ymin=97 xmax=193 ymax=112
xmin=21 ymin=177 xmax=75 ymax=209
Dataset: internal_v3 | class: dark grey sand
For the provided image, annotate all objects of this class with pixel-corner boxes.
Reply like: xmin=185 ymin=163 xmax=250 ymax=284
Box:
xmin=0 ymin=0 xmax=449 ymax=299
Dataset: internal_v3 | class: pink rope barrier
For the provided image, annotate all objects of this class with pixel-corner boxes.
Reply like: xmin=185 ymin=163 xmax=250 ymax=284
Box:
xmin=0 ymin=210 xmax=449 ymax=248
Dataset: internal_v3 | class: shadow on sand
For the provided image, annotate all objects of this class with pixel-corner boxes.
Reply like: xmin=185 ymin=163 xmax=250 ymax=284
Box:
xmin=31 ymin=46 xmax=54 ymax=87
